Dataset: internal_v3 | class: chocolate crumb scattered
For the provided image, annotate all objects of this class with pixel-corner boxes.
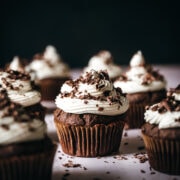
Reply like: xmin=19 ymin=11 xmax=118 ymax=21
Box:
xmin=113 ymin=155 xmax=128 ymax=160
xmin=134 ymin=152 xmax=148 ymax=163
xmin=104 ymin=161 xmax=109 ymax=163
xmin=140 ymin=169 xmax=146 ymax=173
xmin=63 ymin=173 xmax=70 ymax=177
xmin=124 ymin=132 xmax=128 ymax=137
xmin=63 ymin=160 xmax=82 ymax=168
xmin=106 ymin=171 xmax=110 ymax=174
xmin=58 ymin=157 xmax=62 ymax=160
xmin=124 ymin=142 xmax=128 ymax=145
xmin=83 ymin=167 xmax=87 ymax=170
xmin=150 ymin=172 xmax=156 ymax=175
xmin=137 ymin=146 xmax=145 ymax=150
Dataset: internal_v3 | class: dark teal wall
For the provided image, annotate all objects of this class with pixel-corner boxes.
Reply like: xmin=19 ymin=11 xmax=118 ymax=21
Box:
xmin=0 ymin=0 xmax=178 ymax=68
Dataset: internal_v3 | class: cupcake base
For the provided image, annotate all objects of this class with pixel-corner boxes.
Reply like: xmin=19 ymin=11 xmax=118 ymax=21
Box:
xmin=54 ymin=118 xmax=125 ymax=157
xmin=142 ymin=132 xmax=180 ymax=175
xmin=0 ymin=143 xmax=57 ymax=180
xmin=124 ymin=104 xmax=145 ymax=129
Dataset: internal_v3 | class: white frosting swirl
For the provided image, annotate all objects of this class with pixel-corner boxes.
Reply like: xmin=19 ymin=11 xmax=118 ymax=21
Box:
xmin=173 ymin=92 xmax=180 ymax=101
xmin=114 ymin=51 xmax=166 ymax=93
xmin=9 ymin=56 xmax=24 ymax=72
xmin=144 ymin=107 xmax=180 ymax=129
xmin=0 ymin=71 xmax=41 ymax=107
xmin=0 ymin=109 xmax=46 ymax=145
xmin=130 ymin=51 xmax=145 ymax=67
xmin=84 ymin=50 xmax=122 ymax=79
xmin=144 ymin=89 xmax=180 ymax=129
xmin=26 ymin=45 xmax=70 ymax=80
xmin=55 ymin=70 xmax=129 ymax=116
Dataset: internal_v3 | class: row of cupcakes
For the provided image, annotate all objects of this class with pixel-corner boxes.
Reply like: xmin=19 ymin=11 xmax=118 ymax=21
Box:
xmin=0 ymin=85 xmax=57 ymax=179
xmin=0 ymin=65 xmax=179 ymax=178
xmin=3 ymin=45 xmax=167 ymax=129
xmin=53 ymin=69 xmax=179 ymax=175
xmin=4 ymin=45 xmax=166 ymax=100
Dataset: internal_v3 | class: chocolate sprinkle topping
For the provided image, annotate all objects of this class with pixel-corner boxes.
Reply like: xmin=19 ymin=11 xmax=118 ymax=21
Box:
xmin=6 ymin=70 xmax=30 ymax=81
xmin=148 ymin=86 xmax=180 ymax=113
xmin=60 ymin=70 xmax=126 ymax=106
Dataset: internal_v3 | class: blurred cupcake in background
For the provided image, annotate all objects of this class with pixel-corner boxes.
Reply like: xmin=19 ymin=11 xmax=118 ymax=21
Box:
xmin=0 ymin=87 xmax=57 ymax=180
xmin=5 ymin=56 xmax=27 ymax=72
xmin=26 ymin=45 xmax=71 ymax=101
xmin=83 ymin=50 xmax=122 ymax=81
xmin=142 ymin=85 xmax=180 ymax=175
xmin=114 ymin=51 xmax=167 ymax=129
xmin=0 ymin=69 xmax=45 ymax=119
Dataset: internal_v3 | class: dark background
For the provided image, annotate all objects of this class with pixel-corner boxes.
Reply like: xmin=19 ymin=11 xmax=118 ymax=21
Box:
xmin=0 ymin=0 xmax=178 ymax=68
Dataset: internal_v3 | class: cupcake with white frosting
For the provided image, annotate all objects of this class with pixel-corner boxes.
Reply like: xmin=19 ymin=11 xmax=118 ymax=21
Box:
xmin=0 ymin=69 xmax=45 ymax=119
xmin=0 ymin=87 xmax=57 ymax=180
xmin=26 ymin=45 xmax=70 ymax=101
xmin=54 ymin=69 xmax=129 ymax=157
xmin=83 ymin=50 xmax=122 ymax=81
xmin=114 ymin=51 xmax=166 ymax=129
xmin=142 ymin=85 xmax=180 ymax=175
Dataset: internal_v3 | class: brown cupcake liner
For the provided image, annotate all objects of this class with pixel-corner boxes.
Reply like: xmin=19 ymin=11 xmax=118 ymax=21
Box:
xmin=54 ymin=119 xmax=125 ymax=157
xmin=125 ymin=103 xmax=146 ymax=129
xmin=0 ymin=143 xmax=57 ymax=180
xmin=142 ymin=133 xmax=180 ymax=175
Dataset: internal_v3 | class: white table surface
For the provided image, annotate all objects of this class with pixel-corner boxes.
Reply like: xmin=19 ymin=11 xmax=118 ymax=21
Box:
xmin=43 ymin=65 xmax=180 ymax=180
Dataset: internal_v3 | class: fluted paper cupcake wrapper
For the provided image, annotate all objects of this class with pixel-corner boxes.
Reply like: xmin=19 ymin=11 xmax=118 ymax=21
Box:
xmin=142 ymin=133 xmax=180 ymax=175
xmin=54 ymin=120 xmax=125 ymax=157
xmin=0 ymin=143 xmax=57 ymax=180
xmin=125 ymin=104 xmax=146 ymax=129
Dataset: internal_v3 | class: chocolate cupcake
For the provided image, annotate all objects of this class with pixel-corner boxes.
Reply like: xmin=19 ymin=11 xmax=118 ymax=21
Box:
xmin=83 ymin=50 xmax=122 ymax=81
xmin=0 ymin=87 xmax=57 ymax=180
xmin=0 ymin=69 xmax=45 ymax=119
xmin=26 ymin=45 xmax=70 ymax=101
xmin=54 ymin=70 xmax=129 ymax=157
xmin=114 ymin=51 xmax=166 ymax=129
xmin=141 ymin=85 xmax=180 ymax=175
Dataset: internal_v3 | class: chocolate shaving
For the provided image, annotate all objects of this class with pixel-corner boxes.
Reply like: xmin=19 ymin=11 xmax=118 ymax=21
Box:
xmin=63 ymin=160 xmax=82 ymax=168
xmin=60 ymin=70 xmax=125 ymax=107
xmin=134 ymin=152 xmax=148 ymax=163
xmin=1 ymin=124 xmax=9 ymax=130
xmin=98 ymin=107 xmax=104 ymax=111
xmin=150 ymin=93 xmax=180 ymax=113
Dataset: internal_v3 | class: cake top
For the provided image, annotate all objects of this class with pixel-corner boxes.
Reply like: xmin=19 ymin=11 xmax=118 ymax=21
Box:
xmin=55 ymin=69 xmax=129 ymax=116
xmin=83 ymin=50 xmax=122 ymax=80
xmin=114 ymin=51 xmax=166 ymax=93
xmin=0 ymin=70 xmax=41 ymax=107
xmin=26 ymin=45 xmax=70 ymax=80
xmin=144 ymin=85 xmax=180 ymax=129
xmin=0 ymin=87 xmax=46 ymax=145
